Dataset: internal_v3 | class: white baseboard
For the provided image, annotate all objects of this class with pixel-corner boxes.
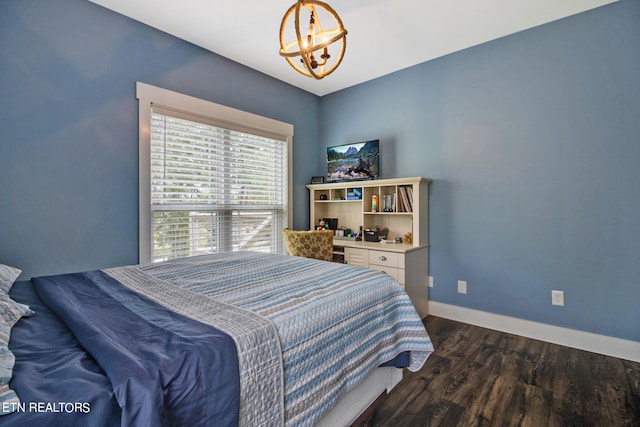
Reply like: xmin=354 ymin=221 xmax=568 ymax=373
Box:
xmin=429 ymin=301 xmax=640 ymax=363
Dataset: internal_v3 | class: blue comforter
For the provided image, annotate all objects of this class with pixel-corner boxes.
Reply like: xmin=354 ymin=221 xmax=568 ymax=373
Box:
xmin=9 ymin=271 xmax=240 ymax=427
xmin=7 ymin=280 xmax=120 ymax=427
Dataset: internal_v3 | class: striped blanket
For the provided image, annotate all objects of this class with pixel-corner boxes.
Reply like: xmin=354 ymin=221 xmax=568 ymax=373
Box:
xmin=107 ymin=251 xmax=434 ymax=426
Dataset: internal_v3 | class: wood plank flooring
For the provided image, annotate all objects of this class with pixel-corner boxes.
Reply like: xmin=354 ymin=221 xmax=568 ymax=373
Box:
xmin=367 ymin=316 xmax=640 ymax=427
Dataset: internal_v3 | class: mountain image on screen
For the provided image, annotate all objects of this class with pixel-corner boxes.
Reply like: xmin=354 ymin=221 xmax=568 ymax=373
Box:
xmin=327 ymin=140 xmax=379 ymax=182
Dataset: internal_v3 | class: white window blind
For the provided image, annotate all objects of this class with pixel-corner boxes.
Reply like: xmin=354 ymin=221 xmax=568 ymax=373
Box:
xmin=137 ymin=83 xmax=292 ymax=263
xmin=150 ymin=112 xmax=288 ymax=262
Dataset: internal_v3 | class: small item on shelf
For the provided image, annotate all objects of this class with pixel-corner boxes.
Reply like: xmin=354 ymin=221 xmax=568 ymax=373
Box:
xmin=384 ymin=194 xmax=394 ymax=212
xmin=334 ymin=227 xmax=354 ymax=240
xmin=347 ymin=187 xmax=362 ymax=200
xmin=364 ymin=226 xmax=388 ymax=242
xmin=372 ymin=194 xmax=378 ymax=212
xmin=403 ymin=232 xmax=413 ymax=244
xmin=323 ymin=218 xmax=338 ymax=230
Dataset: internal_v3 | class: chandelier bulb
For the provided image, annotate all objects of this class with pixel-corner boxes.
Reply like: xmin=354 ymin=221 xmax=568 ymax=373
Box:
xmin=321 ymin=37 xmax=329 ymax=60
xmin=308 ymin=11 xmax=315 ymax=32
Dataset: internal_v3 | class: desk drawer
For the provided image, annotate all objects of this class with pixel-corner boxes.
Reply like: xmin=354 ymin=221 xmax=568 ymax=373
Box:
xmin=368 ymin=250 xmax=401 ymax=268
xmin=345 ymin=247 xmax=369 ymax=267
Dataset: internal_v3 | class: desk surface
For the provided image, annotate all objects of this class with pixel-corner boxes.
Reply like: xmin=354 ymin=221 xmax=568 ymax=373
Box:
xmin=332 ymin=239 xmax=428 ymax=253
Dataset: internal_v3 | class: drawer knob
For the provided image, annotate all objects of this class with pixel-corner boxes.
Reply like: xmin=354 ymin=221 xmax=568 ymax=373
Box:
xmin=379 ymin=255 xmax=387 ymax=261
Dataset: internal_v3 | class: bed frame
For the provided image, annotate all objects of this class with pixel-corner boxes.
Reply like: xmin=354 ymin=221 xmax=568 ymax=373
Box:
xmin=317 ymin=367 xmax=403 ymax=426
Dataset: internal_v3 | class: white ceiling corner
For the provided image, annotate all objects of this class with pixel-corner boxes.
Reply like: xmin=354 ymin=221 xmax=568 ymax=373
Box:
xmin=89 ymin=0 xmax=618 ymax=96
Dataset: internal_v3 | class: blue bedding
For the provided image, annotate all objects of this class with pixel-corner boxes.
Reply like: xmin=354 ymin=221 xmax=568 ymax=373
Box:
xmin=7 ymin=280 xmax=121 ymax=427
xmin=7 ymin=272 xmax=240 ymax=427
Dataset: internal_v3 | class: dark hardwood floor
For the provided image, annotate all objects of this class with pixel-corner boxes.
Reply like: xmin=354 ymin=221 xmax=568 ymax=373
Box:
xmin=368 ymin=316 xmax=640 ymax=427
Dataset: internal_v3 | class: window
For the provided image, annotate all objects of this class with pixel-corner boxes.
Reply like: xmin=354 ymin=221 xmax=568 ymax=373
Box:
xmin=137 ymin=83 xmax=292 ymax=263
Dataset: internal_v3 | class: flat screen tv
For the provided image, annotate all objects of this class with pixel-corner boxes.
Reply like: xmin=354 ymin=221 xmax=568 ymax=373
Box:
xmin=327 ymin=139 xmax=379 ymax=182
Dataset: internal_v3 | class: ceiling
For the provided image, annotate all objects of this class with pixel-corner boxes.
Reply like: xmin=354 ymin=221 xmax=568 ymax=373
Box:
xmin=89 ymin=0 xmax=617 ymax=96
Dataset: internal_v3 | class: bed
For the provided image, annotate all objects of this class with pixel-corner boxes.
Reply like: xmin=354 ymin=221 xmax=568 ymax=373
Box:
xmin=1 ymin=251 xmax=434 ymax=426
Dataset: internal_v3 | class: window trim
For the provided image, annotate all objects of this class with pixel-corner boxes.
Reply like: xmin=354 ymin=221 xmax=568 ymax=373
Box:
xmin=136 ymin=82 xmax=293 ymax=264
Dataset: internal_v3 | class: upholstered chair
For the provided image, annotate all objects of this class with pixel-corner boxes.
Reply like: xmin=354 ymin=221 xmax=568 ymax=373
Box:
xmin=282 ymin=229 xmax=334 ymax=261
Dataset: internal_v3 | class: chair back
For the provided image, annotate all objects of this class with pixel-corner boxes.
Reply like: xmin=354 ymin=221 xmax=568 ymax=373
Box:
xmin=282 ymin=229 xmax=334 ymax=261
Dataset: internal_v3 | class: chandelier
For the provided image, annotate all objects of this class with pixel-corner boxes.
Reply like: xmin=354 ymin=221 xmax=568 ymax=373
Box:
xmin=279 ymin=0 xmax=347 ymax=79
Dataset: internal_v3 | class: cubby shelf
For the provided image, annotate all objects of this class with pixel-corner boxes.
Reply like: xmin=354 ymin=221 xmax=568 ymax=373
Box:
xmin=306 ymin=176 xmax=430 ymax=246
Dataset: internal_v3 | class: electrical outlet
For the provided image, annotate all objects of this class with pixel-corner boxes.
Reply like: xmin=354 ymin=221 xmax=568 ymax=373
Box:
xmin=428 ymin=276 xmax=434 ymax=288
xmin=551 ymin=290 xmax=564 ymax=306
xmin=457 ymin=280 xmax=467 ymax=294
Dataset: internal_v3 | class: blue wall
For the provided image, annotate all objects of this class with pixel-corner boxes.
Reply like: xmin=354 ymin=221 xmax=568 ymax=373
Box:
xmin=320 ymin=1 xmax=640 ymax=341
xmin=0 ymin=0 xmax=319 ymax=278
xmin=1 ymin=0 xmax=638 ymax=342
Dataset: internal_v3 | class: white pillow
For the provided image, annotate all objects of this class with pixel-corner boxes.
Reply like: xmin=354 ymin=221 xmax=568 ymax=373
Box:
xmin=0 ymin=265 xmax=21 ymax=294
xmin=0 ymin=294 xmax=33 ymax=415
